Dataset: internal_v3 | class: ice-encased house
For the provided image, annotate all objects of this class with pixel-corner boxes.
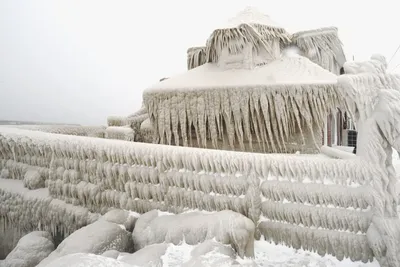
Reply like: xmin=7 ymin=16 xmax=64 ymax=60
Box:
xmin=3 ymin=6 xmax=400 ymax=267
xmin=137 ymin=7 xmax=347 ymax=153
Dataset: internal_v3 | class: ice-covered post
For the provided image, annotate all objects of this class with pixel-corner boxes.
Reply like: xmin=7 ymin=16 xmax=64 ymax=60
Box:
xmin=337 ymin=55 xmax=400 ymax=267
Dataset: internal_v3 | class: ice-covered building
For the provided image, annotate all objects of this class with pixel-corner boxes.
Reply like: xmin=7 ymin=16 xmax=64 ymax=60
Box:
xmin=139 ymin=7 xmax=347 ymax=154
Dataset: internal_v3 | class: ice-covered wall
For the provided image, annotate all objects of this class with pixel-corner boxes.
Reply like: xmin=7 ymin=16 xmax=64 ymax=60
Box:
xmin=0 ymin=127 xmax=388 ymax=263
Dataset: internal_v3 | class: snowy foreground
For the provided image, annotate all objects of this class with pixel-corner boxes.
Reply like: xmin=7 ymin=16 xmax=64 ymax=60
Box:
xmin=145 ymin=240 xmax=380 ymax=267
xmin=44 ymin=241 xmax=380 ymax=267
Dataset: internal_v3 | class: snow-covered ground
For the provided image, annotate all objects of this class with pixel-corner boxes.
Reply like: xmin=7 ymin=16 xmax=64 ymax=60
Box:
xmin=156 ymin=240 xmax=380 ymax=267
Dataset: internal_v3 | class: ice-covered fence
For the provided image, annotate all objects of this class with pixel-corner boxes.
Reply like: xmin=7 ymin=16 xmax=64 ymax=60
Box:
xmin=0 ymin=127 xmax=385 ymax=263
xmin=7 ymin=125 xmax=106 ymax=138
xmin=107 ymin=116 xmax=128 ymax=127
xmin=0 ymin=178 xmax=99 ymax=257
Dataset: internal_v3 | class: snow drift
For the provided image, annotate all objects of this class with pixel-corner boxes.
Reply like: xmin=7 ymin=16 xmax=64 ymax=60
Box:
xmin=132 ymin=210 xmax=255 ymax=258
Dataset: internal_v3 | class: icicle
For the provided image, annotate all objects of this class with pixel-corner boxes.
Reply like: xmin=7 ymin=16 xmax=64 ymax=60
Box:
xmin=221 ymin=90 xmax=235 ymax=149
xmin=231 ymin=89 xmax=245 ymax=150
xmin=274 ymin=93 xmax=288 ymax=150
xmin=260 ymin=93 xmax=276 ymax=152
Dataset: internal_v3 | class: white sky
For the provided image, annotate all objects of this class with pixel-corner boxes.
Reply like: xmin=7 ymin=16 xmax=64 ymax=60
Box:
xmin=1 ymin=0 xmax=399 ymax=125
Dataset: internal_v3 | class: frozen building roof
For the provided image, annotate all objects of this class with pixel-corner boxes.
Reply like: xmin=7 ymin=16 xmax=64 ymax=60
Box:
xmin=186 ymin=8 xmax=346 ymax=73
xmin=206 ymin=7 xmax=291 ymax=65
xmin=292 ymin=27 xmax=346 ymax=75
xmin=147 ymin=55 xmax=336 ymax=92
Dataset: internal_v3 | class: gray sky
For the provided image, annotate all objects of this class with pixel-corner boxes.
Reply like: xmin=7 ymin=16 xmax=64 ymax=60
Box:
xmin=1 ymin=0 xmax=399 ymax=125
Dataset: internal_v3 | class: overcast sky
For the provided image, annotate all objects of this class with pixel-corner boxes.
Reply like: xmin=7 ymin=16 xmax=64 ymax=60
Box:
xmin=1 ymin=0 xmax=399 ymax=125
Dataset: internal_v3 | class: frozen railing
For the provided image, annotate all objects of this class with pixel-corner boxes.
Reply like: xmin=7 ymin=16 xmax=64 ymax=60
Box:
xmin=0 ymin=127 xmax=385 ymax=263
xmin=4 ymin=124 xmax=106 ymax=138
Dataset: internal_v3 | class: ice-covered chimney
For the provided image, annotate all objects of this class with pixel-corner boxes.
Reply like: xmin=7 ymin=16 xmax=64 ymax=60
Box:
xmin=205 ymin=7 xmax=290 ymax=70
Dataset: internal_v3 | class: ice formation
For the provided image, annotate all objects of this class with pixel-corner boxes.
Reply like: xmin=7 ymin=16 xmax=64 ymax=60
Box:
xmin=1 ymin=231 xmax=54 ymax=267
xmin=107 ymin=116 xmax=128 ymax=127
xmin=336 ymin=55 xmax=400 ymax=266
xmin=105 ymin=126 xmax=135 ymax=141
xmin=37 ymin=219 xmax=133 ymax=267
xmin=205 ymin=6 xmax=290 ymax=64
xmin=100 ymin=209 xmax=139 ymax=232
xmin=0 ymin=178 xmax=99 ymax=258
xmin=126 ymin=107 xmax=148 ymax=131
xmin=118 ymin=243 xmax=169 ymax=266
xmin=132 ymin=210 xmax=255 ymax=258
xmin=187 ymin=47 xmax=206 ymax=70
xmin=292 ymin=27 xmax=346 ymax=75
xmin=142 ymin=6 xmax=345 ymax=154
xmin=0 ymin=113 xmax=393 ymax=265
xmin=144 ymin=56 xmax=340 ymax=153
xmin=182 ymin=240 xmax=241 ymax=267
xmin=43 ymin=253 xmax=135 ymax=267
xmin=8 ymin=124 xmax=106 ymax=138
xmin=343 ymin=54 xmax=388 ymax=75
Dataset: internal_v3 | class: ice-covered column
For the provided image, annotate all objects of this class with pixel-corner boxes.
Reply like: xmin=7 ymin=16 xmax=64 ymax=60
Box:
xmin=337 ymin=55 xmax=400 ymax=267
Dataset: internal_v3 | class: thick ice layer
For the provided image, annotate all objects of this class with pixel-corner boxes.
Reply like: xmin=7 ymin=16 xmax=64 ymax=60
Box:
xmin=132 ymin=210 xmax=255 ymax=258
xmin=37 ymin=220 xmax=134 ymax=267
xmin=206 ymin=7 xmax=290 ymax=64
xmin=107 ymin=116 xmax=128 ymax=127
xmin=9 ymin=125 xmax=106 ymax=138
xmin=187 ymin=47 xmax=206 ymax=70
xmin=261 ymin=200 xmax=372 ymax=233
xmin=0 ymin=178 xmax=99 ymax=256
xmin=0 ymin=127 xmax=392 ymax=264
xmin=292 ymin=27 xmax=346 ymax=75
xmin=2 ymin=231 xmax=54 ymax=267
xmin=258 ymin=221 xmax=373 ymax=263
xmin=144 ymin=55 xmax=339 ymax=152
xmin=105 ymin=126 xmax=135 ymax=142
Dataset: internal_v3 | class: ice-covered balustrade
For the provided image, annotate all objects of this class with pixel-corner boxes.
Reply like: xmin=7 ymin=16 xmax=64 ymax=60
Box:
xmin=126 ymin=106 xmax=148 ymax=134
xmin=5 ymin=125 xmax=106 ymax=138
xmin=0 ymin=127 xmax=389 ymax=263
xmin=205 ymin=6 xmax=290 ymax=69
xmin=292 ymin=27 xmax=346 ymax=75
xmin=106 ymin=106 xmax=149 ymax=142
